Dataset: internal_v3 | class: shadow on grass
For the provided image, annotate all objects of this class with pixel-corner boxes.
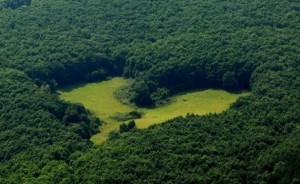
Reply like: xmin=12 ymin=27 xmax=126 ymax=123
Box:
xmin=58 ymin=83 xmax=88 ymax=93
xmin=57 ymin=78 xmax=113 ymax=93
xmin=171 ymin=85 xmax=249 ymax=97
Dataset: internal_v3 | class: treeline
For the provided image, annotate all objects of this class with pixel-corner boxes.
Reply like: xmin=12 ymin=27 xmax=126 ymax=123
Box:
xmin=124 ymin=27 xmax=300 ymax=106
xmin=2 ymin=58 xmax=298 ymax=183
xmin=0 ymin=0 xmax=298 ymax=95
xmin=0 ymin=69 xmax=101 ymax=183
xmin=0 ymin=0 xmax=31 ymax=9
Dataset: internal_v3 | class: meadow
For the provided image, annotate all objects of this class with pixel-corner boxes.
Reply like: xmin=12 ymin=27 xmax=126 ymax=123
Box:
xmin=59 ymin=77 xmax=248 ymax=144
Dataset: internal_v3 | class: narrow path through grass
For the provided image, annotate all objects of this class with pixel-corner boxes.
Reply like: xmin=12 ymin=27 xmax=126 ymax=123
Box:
xmin=59 ymin=77 xmax=248 ymax=144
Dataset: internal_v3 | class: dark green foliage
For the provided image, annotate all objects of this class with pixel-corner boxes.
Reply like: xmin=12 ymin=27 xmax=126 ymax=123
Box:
xmin=111 ymin=111 xmax=142 ymax=121
xmin=130 ymin=80 xmax=154 ymax=106
xmin=108 ymin=131 xmax=121 ymax=141
xmin=127 ymin=120 xmax=136 ymax=130
xmin=127 ymin=111 xmax=142 ymax=119
xmin=119 ymin=120 xmax=136 ymax=133
xmin=119 ymin=123 xmax=129 ymax=133
xmin=0 ymin=69 xmax=100 ymax=182
xmin=67 ymin=62 xmax=300 ymax=183
xmin=3 ymin=0 xmax=31 ymax=9
xmin=0 ymin=0 xmax=296 ymax=97
xmin=0 ymin=0 xmax=299 ymax=183
xmin=222 ymin=71 xmax=238 ymax=90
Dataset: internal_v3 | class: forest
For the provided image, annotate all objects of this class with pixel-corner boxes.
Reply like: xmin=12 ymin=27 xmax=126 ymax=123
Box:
xmin=0 ymin=0 xmax=299 ymax=183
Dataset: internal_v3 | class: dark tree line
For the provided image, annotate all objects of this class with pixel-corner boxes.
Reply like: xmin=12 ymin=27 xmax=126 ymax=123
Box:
xmin=1 ymin=0 xmax=31 ymax=9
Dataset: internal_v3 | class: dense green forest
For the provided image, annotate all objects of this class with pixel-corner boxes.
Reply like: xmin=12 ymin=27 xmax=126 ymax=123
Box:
xmin=0 ymin=0 xmax=299 ymax=183
xmin=0 ymin=0 xmax=31 ymax=9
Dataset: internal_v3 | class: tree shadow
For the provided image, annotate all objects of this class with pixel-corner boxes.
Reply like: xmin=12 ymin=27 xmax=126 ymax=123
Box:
xmin=172 ymin=86 xmax=248 ymax=97
xmin=58 ymin=83 xmax=89 ymax=93
xmin=57 ymin=78 xmax=112 ymax=93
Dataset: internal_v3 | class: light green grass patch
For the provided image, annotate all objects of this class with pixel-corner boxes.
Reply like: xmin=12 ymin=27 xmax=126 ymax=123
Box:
xmin=136 ymin=89 xmax=247 ymax=128
xmin=59 ymin=77 xmax=248 ymax=144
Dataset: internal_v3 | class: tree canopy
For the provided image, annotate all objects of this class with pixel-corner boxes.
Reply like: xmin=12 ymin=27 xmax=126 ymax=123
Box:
xmin=0 ymin=0 xmax=299 ymax=183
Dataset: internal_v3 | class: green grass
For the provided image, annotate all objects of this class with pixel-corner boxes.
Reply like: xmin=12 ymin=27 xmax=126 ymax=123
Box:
xmin=59 ymin=77 xmax=248 ymax=144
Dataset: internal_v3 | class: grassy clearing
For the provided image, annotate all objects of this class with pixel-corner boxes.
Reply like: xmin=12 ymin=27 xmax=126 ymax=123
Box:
xmin=59 ymin=77 xmax=248 ymax=144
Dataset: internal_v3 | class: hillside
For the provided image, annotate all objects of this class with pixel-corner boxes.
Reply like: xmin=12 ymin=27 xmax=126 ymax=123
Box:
xmin=0 ymin=0 xmax=299 ymax=183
